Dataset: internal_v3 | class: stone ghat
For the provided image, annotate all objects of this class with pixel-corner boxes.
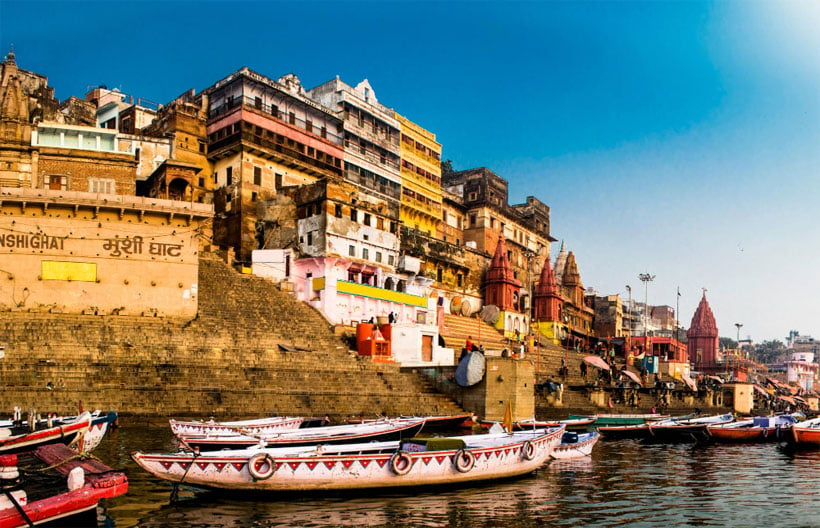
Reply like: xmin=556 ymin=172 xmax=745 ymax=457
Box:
xmin=0 ymin=254 xmax=464 ymax=420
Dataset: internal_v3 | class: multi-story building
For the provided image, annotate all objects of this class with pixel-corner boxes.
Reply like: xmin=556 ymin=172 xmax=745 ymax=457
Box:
xmin=204 ymin=68 xmax=345 ymax=262
xmin=395 ymin=112 xmax=442 ymax=236
xmin=442 ymin=167 xmax=554 ymax=327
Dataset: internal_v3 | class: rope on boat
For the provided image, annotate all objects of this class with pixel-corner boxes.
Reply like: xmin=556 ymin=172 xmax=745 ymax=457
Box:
xmin=2 ymin=486 xmax=34 ymax=527
xmin=21 ymin=451 xmax=102 ymax=473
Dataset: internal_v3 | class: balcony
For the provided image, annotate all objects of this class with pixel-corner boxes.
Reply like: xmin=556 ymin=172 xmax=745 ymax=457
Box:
xmin=208 ymin=130 xmax=342 ymax=178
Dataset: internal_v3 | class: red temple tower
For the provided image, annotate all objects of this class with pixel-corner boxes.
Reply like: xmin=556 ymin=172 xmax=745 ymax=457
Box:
xmin=484 ymin=236 xmax=521 ymax=312
xmin=534 ymin=257 xmax=563 ymax=322
xmin=687 ymin=292 xmax=719 ymax=368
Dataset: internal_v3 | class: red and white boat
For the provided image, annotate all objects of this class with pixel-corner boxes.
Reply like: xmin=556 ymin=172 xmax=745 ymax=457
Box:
xmin=791 ymin=416 xmax=820 ymax=447
xmin=0 ymin=411 xmax=91 ymax=455
xmin=550 ymin=431 xmax=600 ymax=459
xmin=0 ymin=444 xmax=128 ymax=528
xmin=170 ymin=415 xmax=305 ymax=437
xmin=707 ymin=414 xmax=800 ymax=443
xmin=132 ymin=426 xmax=565 ymax=492
xmin=177 ymin=418 xmax=427 ymax=451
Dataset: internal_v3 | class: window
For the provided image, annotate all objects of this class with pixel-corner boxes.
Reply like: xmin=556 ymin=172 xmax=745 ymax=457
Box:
xmin=255 ymin=97 xmax=262 ymax=109
xmin=351 ymin=209 xmax=358 ymax=222
xmin=470 ymin=214 xmax=477 ymax=226
xmin=45 ymin=174 xmax=67 ymax=191
xmin=442 ymin=210 xmax=448 ymax=222
xmin=437 ymin=268 xmax=443 ymax=282
xmin=457 ymin=274 xmax=463 ymax=287
xmin=275 ymin=173 xmax=283 ymax=190
xmin=213 ymin=171 xmax=218 ymax=184
xmin=468 ymin=192 xmax=477 ymax=201
xmin=363 ymin=213 xmax=371 ymax=226
xmin=377 ymin=217 xmax=384 ymax=230
xmin=349 ymin=245 xmax=355 ymax=256
xmin=254 ymin=166 xmax=262 ymax=185
xmin=362 ymin=248 xmax=369 ymax=260
xmin=490 ymin=218 xmax=496 ymax=228
xmin=226 ymin=166 xmax=233 ymax=186
xmin=89 ymin=178 xmax=115 ymax=194
xmin=388 ymin=255 xmax=395 ymax=266
xmin=335 ymin=204 xmax=342 ymax=217
xmin=251 ymin=192 xmax=258 ymax=202
xmin=306 ymin=120 xmax=313 ymax=133
xmin=271 ymin=104 xmax=278 ymax=117
xmin=198 ymin=177 xmax=204 ymax=187
xmin=307 ymin=232 xmax=313 ymax=245
xmin=289 ymin=112 xmax=296 ymax=125
xmin=375 ymin=251 xmax=382 ymax=263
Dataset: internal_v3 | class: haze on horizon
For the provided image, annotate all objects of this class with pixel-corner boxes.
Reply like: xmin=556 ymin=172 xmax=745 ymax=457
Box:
xmin=1 ymin=0 xmax=817 ymax=344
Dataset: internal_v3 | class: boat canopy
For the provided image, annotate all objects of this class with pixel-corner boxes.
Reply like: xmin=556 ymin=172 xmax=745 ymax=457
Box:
xmin=753 ymin=385 xmax=771 ymax=398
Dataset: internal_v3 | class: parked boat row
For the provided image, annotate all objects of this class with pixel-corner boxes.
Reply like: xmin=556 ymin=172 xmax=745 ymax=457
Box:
xmin=0 ymin=407 xmax=125 ymax=528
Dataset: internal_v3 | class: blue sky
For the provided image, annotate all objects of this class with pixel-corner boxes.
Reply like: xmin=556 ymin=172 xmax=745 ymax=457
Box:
xmin=1 ymin=0 xmax=818 ymax=343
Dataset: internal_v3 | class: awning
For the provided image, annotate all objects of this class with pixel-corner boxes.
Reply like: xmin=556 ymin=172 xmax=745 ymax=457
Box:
xmin=583 ymin=355 xmax=611 ymax=370
xmin=778 ymin=395 xmax=796 ymax=406
xmin=621 ymin=369 xmax=643 ymax=386
xmin=793 ymin=396 xmax=807 ymax=404
xmin=681 ymin=372 xmax=698 ymax=392
xmin=708 ymin=375 xmax=724 ymax=384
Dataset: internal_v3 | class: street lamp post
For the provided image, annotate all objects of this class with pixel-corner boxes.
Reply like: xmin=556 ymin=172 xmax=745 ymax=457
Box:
xmin=735 ymin=323 xmax=743 ymax=348
xmin=638 ymin=273 xmax=655 ymax=358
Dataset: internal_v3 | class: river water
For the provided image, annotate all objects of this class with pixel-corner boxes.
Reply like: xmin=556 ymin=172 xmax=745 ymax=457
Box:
xmin=92 ymin=423 xmax=820 ymax=528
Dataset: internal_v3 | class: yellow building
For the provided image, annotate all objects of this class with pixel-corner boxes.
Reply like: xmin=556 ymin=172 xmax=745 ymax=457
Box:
xmin=395 ymin=113 xmax=442 ymax=236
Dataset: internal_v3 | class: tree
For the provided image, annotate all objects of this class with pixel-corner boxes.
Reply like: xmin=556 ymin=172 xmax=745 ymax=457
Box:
xmin=753 ymin=339 xmax=787 ymax=364
xmin=441 ymin=159 xmax=454 ymax=177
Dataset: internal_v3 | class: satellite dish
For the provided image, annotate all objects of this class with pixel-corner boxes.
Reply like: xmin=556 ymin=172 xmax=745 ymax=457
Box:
xmin=455 ymin=352 xmax=486 ymax=387
xmin=480 ymin=305 xmax=500 ymax=324
xmin=450 ymin=296 xmax=462 ymax=315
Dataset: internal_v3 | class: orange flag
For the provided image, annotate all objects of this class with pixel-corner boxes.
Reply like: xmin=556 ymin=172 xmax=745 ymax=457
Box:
xmin=503 ymin=401 xmax=513 ymax=433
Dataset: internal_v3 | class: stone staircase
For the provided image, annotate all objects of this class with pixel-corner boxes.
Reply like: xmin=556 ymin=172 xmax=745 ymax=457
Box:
xmin=0 ymin=253 xmax=465 ymax=420
xmin=440 ymin=313 xmax=510 ymax=353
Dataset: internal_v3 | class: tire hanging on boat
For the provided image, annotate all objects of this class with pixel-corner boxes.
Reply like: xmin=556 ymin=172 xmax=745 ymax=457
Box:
xmin=453 ymin=448 xmax=475 ymax=472
xmin=521 ymin=440 xmax=536 ymax=461
xmin=247 ymin=453 xmax=276 ymax=480
xmin=390 ymin=451 xmax=413 ymax=476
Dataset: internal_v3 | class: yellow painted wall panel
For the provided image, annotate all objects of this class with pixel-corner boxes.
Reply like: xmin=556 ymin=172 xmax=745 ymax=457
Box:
xmin=41 ymin=261 xmax=97 ymax=282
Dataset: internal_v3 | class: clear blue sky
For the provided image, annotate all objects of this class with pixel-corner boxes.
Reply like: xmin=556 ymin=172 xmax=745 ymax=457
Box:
xmin=1 ymin=0 xmax=818 ymax=343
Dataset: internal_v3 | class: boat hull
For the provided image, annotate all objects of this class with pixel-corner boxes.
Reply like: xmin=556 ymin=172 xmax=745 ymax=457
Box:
xmin=132 ymin=428 xmax=564 ymax=492
xmin=170 ymin=416 xmax=305 ymax=437
xmin=179 ymin=419 xmax=426 ymax=451
xmin=791 ymin=417 xmax=820 ymax=447
xmin=570 ymin=414 xmax=667 ymax=426
xmin=0 ymin=412 xmax=91 ymax=455
xmin=550 ymin=432 xmax=600 ymax=459
xmin=597 ymin=423 xmax=650 ymax=440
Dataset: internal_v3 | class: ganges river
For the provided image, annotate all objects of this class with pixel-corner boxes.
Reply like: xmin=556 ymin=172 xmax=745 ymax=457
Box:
xmin=93 ymin=422 xmax=820 ymax=528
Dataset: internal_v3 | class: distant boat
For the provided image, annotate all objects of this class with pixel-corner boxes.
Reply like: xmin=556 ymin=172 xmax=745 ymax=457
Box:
xmin=177 ymin=418 xmax=426 ymax=451
xmin=550 ymin=431 xmax=600 ymax=459
xmin=646 ymin=413 xmax=734 ymax=442
xmin=131 ymin=427 xmax=565 ymax=492
xmin=707 ymin=414 xmax=800 ymax=443
xmin=569 ymin=413 xmax=668 ymax=426
xmin=791 ymin=416 xmax=820 ymax=447
xmin=480 ymin=417 xmax=596 ymax=431
xmin=349 ymin=414 xmax=475 ymax=431
xmin=0 ymin=443 xmax=128 ymax=527
xmin=596 ymin=423 xmax=651 ymax=440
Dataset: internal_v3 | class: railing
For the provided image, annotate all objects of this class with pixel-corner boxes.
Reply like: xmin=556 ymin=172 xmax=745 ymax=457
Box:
xmin=208 ymin=96 xmax=343 ymax=146
xmin=209 ymin=130 xmax=342 ymax=176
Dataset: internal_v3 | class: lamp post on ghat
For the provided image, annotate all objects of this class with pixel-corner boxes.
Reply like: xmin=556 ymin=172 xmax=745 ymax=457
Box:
xmin=638 ymin=273 xmax=655 ymax=358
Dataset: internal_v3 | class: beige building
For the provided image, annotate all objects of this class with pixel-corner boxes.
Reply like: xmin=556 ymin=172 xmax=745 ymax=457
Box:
xmin=0 ymin=188 xmax=212 ymax=317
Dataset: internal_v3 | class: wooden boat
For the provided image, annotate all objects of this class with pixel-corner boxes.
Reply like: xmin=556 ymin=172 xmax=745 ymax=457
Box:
xmin=707 ymin=414 xmax=799 ymax=443
xmin=131 ymin=426 xmax=565 ymax=492
xmin=569 ymin=413 xmax=668 ymax=426
xmin=478 ymin=417 xmax=596 ymax=431
xmin=170 ymin=416 xmax=306 ymax=437
xmin=550 ymin=431 xmax=600 ymax=459
xmin=178 ymin=418 xmax=427 ymax=451
xmin=646 ymin=413 xmax=734 ymax=442
xmin=0 ymin=411 xmax=91 ymax=455
xmin=0 ymin=443 xmax=128 ymax=528
xmin=349 ymin=413 xmax=475 ymax=431
xmin=0 ymin=410 xmax=115 ymax=453
xmin=596 ymin=423 xmax=651 ymax=440
xmin=791 ymin=416 xmax=820 ymax=447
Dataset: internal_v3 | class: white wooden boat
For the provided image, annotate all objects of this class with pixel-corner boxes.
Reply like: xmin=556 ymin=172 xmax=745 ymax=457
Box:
xmin=0 ymin=412 xmax=91 ymax=455
xmin=550 ymin=431 xmax=600 ymax=459
xmin=177 ymin=418 xmax=427 ymax=451
xmin=131 ymin=426 xmax=565 ymax=491
xmin=169 ymin=416 xmax=305 ymax=437
xmin=706 ymin=414 xmax=799 ymax=443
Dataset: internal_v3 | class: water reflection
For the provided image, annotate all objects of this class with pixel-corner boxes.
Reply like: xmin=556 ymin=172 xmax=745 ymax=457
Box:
xmin=94 ymin=426 xmax=820 ymax=528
